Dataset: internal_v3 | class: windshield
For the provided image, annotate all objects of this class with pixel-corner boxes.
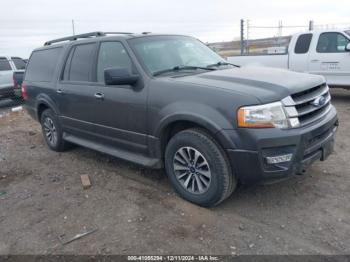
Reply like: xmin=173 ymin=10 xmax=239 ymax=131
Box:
xmin=129 ymin=36 xmax=227 ymax=75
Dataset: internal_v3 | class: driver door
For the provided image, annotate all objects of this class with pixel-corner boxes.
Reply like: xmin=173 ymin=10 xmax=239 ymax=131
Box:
xmin=91 ymin=41 xmax=148 ymax=154
xmin=309 ymin=32 xmax=350 ymax=86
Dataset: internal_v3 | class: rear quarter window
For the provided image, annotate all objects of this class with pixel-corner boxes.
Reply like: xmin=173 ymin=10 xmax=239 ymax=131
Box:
xmin=294 ymin=34 xmax=313 ymax=54
xmin=25 ymin=47 xmax=62 ymax=82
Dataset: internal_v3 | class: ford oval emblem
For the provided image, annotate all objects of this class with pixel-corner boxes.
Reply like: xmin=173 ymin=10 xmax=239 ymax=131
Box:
xmin=311 ymin=95 xmax=327 ymax=107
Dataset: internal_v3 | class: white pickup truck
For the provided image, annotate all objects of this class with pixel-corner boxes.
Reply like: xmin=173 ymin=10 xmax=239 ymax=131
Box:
xmin=228 ymin=30 xmax=350 ymax=88
xmin=0 ymin=56 xmax=26 ymax=100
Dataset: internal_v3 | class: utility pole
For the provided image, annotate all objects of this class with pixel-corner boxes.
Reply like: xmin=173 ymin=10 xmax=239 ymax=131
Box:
xmin=72 ymin=19 xmax=75 ymax=35
xmin=240 ymin=19 xmax=245 ymax=55
xmin=309 ymin=20 xmax=314 ymax=31
xmin=277 ymin=20 xmax=283 ymax=46
xmin=246 ymin=19 xmax=250 ymax=54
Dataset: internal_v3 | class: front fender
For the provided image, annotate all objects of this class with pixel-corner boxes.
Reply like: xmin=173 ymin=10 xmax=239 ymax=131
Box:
xmin=153 ymin=101 xmax=235 ymax=139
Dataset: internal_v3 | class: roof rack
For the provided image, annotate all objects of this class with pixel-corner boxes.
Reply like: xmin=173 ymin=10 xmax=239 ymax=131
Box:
xmin=44 ymin=31 xmax=134 ymax=46
xmin=103 ymin=32 xmax=134 ymax=35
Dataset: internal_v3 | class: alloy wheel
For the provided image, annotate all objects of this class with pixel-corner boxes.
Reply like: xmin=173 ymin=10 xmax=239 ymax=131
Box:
xmin=43 ymin=117 xmax=57 ymax=146
xmin=173 ymin=146 xmax=211 ymax=194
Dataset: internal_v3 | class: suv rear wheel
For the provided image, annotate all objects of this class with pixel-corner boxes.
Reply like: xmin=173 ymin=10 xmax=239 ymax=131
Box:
xmin=165 ymin=128 xmax=236 ymax=207
xmin=40 ymin=108 xmax=69 ymax=152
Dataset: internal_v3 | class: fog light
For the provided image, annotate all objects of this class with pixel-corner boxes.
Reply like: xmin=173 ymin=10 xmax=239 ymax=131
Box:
xmin=266 ymin=154 xmax=293 ymax=164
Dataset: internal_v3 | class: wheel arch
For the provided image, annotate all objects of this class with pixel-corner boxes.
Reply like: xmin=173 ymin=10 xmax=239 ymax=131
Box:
xmin=156 ymin=114 xmax=234 ymax=158
xmin=35 ymin=94 xmax=59 ymax=120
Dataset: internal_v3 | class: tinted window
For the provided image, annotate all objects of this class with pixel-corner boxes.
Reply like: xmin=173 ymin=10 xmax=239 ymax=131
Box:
xmin=0 ymin=58 xmax=11 ymax=71
xmin=294 ymin=34 xmax=313 ymax=54
xmin=317 ymin=32 xmax=350 ymax=53
xmin=12 ymin=57 xmax=26 ymax=70
xmin=67 ymin=44 xmax=95 ymax=81
xmin=96 ymin=42 xmax=132 ymax=82
xmin=62 ymin=48 xmax=74 ymax=81
xmin=25 ymin=48 xmax=62 ymax=82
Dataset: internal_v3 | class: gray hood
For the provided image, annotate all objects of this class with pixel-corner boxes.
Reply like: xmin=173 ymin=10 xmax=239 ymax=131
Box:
xmin=172 ymin=66 xmax=325 ymax=103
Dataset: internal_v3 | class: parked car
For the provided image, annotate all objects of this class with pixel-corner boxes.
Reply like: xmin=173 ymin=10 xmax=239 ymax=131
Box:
xmin=13 ymin=70 xmax=25 ymax=90
xmin=228 ymin=30 xmax=350 ymax=88
xmin=0 ymin=56 xmax=26 ymax=100
xmin=23 ymin=32 xmax=338 ymax=206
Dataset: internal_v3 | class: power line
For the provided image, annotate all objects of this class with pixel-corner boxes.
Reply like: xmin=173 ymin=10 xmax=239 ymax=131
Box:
xmin=250 ymin=25 xmax=308 ymax=29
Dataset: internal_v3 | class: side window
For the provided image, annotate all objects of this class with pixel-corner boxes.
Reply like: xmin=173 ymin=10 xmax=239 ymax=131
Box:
xmin=317 ymin=32 xmax=350 ymax=53
xmin=294 ymin=34 xmax=313 ymax=54
xmin=25 ymin=48 xmax=62 ymax=82
xmin=96 ymin=42 xmax=132 ymax=83
xmin=12 ymin=57 xmax=26 ymax=70
xmin=66 ymin=44 xmax=95 ymax=82
xmin=0 ymin=58 xmax=12 ymax=71
xmin=62 ymin=48 xmax=74 ymax=81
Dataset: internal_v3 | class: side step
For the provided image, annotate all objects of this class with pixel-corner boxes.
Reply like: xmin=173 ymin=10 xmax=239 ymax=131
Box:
xmin=63 ymin=133 xmax=162 ymax=168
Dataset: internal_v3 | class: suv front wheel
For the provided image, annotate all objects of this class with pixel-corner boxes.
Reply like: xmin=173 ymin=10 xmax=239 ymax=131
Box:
xmin=165 ymin=128 xmax=236 ymax=207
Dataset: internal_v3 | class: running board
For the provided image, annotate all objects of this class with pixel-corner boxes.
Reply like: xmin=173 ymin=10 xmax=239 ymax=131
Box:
xmin=63 ymin=133 xmax=162 ymax=168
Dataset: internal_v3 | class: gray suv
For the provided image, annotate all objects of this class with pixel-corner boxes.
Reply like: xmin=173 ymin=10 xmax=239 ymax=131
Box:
xmin=23 ymin=32 xmax=338 ymax=207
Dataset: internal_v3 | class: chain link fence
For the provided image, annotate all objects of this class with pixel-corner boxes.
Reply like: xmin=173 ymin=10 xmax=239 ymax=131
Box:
xmin=209 ymin=20 xmax=350 ymax=58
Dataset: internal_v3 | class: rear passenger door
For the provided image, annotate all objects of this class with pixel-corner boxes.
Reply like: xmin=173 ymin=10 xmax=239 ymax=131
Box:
xmin=56 ymin=42 xmax=98 ymax=138
xmin=91 ymin=41 xmax=148 ymax=153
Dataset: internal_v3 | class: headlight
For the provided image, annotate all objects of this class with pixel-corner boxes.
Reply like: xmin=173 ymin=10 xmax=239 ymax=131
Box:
xmin=237 ymin=102 xmax=289 ymax=129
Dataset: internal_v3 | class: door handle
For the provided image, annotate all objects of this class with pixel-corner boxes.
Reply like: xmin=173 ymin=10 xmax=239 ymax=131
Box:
xmin=311 ymin=59 xmax=319 ymax=63
xmin=94 ymin=92 xmax=104 ymax=100
xmin=56 ymin=89 xmax=64 ymax=94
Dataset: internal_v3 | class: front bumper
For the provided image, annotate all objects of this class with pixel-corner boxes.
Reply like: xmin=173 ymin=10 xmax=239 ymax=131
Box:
xmin=219 ymin=106 xmax=338 ymax=185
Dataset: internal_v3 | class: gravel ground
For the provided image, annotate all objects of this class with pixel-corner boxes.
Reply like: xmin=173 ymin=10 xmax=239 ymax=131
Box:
xmin=0 ymin=98 xmax=22 ymax=116
xmin=0 ymin=89 xmax=349 ymax=255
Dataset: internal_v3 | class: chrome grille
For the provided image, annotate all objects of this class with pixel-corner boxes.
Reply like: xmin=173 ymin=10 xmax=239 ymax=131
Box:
xmin=282 ymin=83 xmax=331 ymax=127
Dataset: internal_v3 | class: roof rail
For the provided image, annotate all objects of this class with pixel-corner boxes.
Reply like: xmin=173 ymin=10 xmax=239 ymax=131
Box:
xmin=44 ymin=31 xmax=135 ymax=46
xmin=43 ymin=31 xmax=134 ymax=46
xmin=103 ymin=32 xmax=134 ymax=35
xmin=44 ymin=31 xmax=105 ymax=46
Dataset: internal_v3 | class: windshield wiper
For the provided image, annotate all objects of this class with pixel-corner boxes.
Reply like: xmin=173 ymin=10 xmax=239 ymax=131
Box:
xmin=206 ymin=61 xmax=240 ymax=68
xmin=153 ymin=65 xmax=216 ymax=76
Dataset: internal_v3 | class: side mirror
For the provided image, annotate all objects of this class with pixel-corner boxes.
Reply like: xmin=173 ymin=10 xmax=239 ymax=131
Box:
xmin=104 ymin=68 xmax=139 ymax=86
xmin=346 ymin=43 xmax=350 ymax=52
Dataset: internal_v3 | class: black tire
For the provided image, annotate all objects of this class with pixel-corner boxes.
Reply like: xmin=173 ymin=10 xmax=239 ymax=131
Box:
xmin=40 ymin=108 xmax=69 ymax=152
xmin=165 ymin=128 xmax=236 ymax=207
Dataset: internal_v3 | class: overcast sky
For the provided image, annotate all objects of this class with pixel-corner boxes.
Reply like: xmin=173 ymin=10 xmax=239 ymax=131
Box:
xmin=1 ymin=0 xmax=349 ymax=58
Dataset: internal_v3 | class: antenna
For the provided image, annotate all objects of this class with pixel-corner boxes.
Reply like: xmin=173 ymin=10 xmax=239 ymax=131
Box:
xmin=72 ymin=19 xmax=75 ymax=35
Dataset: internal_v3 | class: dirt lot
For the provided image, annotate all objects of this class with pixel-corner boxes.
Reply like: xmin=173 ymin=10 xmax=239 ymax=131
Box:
xmin=0 ymin=99 xmax=22 ymax=116
xmin=0 ymin=89 xmax=349 ymax=255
